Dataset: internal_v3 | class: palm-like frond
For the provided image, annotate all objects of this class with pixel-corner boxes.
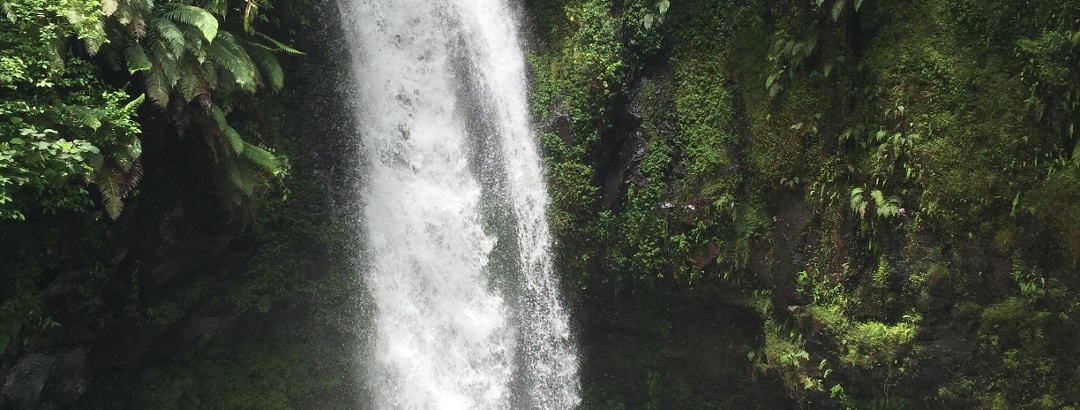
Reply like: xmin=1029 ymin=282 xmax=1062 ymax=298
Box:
xmin=150 ymin=17 xmax=185 ymax=56
xmin=247 ymin=44 xmax=283 ymax=91
xmin=61 ymin=105 xmax=105 ymax=130
xmin=145 ymin=66 xmax=170 ymax=107
xmin=120 ymin=93 xmax=146 ymax=114
xmin=101 ymin=28 xmax=128 ymax=71
xmin=176 ymin=58 xmax=203 ymax=103
xmin=202 ymin=0 xmax=227 ymax=17
xmin=94 ymin=166 xmax=123 ymax=219
xmin=125 ymin=44 xmax=152 ymax=74
xmin=252 ymin=31 xmax=304 ymax=55
xmin=208 ymin=105 xmax=245 ymax=155
xmin=225 ymin=158 xmax=254 ymax=196
xmin=3 ymin=2 xmax=15 ymax=23
xmin=240 ymin=142 xmax=279 ymax=173
xmin=101 ymin=0 xmax=118 ymax=16
xmin=163 ymin=5 xmax=217 ymax=42
xmin=114 ymin=139 xmax=142 ymax=172
xmin=207 ymin=31 xmax=256 ymax=91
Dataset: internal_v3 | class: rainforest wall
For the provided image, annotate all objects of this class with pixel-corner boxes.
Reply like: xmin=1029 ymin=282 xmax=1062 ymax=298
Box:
xmin=523 ymin=0 xmax=1080 ymax=408
xmin=2 ymin=0 xmax=1080 ymax=408
xmin=0 ymin=1 xmax=367 ymax=408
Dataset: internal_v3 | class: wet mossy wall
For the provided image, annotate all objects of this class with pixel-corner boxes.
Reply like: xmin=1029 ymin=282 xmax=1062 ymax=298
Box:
xmin=3 ymin=0 xmax=1080 ymax=408
xmin=525 ymin=0 xmax=1080 ymax=408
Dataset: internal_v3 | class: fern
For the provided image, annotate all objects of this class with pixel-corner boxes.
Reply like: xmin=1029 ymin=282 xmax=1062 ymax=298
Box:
xmin=207 ymin=105 xmax=245 ymax=154
xmin=252 ymin=31 xmax=304 ymax=55
xmin=84 ymin=151 xmax=104 ymax=171
xmin=150 ymin=17 xmax=185 ymax=56
xmin=101 ymin=0 xmax=118 ymax=17
xmin=115 ymin=139 xmax=142 ymax=172
xmin=94 ymin=166 xmax=123 ymax=219
xmin=176 ymin=58 xmax=202 ymax=102
xmin=124 ymin=44 xmax=152 ymax=74
xmin=163 ymin=5 xmax=218 ymax=43
xmin=120 ymin=93 xmax=146 ymax=114
xmin=225 ymin=159 xmax=254 ymax=196
xmin=1072 ymin=140 xmax=1080 ymax=167
xmin=119 ymin=159 xmax=143 ymax=199
xmin=240 ymin=142 xmax=279 ymax=173
xmin=207 ymin=31 xmax=256 ymax=90
xmin=203 ymin=0 xmax=228 ymax=17
xmin=145 ymin=67 xmax=170 ymax=107
xmin=830 ymin=0 xmax=845 ymax=21
xmin=221 ymin=124 xmax=245 ymax=155
xmin=247 ymin=44 xmax=283 ymax=91
xmin=64 ymin=105 xmax=104 ymax=130
xmin=850 ymin=187 xmax=867 ymax=219
xmin=2 ymin=2 xmax=14 ymax=23
xmin=101 ymin=30 xmax=127 ymax=71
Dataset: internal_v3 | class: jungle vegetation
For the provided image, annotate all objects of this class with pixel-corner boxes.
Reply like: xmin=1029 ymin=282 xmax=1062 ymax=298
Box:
xmin=2 ymin=0 xmax=1079 ymax=408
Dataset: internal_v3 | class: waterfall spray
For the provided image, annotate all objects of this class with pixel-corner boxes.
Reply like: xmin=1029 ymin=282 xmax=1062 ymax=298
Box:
xmin=337 ymin=0 xmax=580 ymax=408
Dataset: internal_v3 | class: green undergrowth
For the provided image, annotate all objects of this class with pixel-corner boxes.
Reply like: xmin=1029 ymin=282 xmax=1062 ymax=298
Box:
xmin=528 ymin=0 xmax=1080 ymax=407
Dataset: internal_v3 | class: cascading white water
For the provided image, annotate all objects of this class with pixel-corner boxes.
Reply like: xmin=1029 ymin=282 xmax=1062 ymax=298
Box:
xmin=336 ymin=0 xmax=580 ymax=408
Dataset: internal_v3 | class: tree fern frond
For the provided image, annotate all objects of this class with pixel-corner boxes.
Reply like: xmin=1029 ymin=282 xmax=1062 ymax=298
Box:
xmin=207 ymin=31 xmax=256 ymax=90
xmin=163 ymin=5 xmax=218 ymax=43
xmin=120 ymin=93 xmax=146 ymax=114
xmin=114 ymin=139 xmax=142 ymax=172
xmin=148 ymin=40 xmax=181 ymax=88
xmin=225 ymin=158 xmax=254 ymax=196
xmin=84 ymin=151 xmax=104 ymax=171
xmin=247 ymin=44 xmax=283 ymax=91
xmin=207 ymin=105 xmax=245 ymax=154
xmin=101 ymin=29 xmax=127 ymax=71
xmin=124 ymin=159 xmax=143 ymax=197
xmin=207 ymin=103 xmax=227 ymax=127
xmin=180 ymin=24 xmax=206 ymax=55
xmin=125 ymin=44 xmax=152 ymax=74
xmin=145 ymin=67 xmax=170 ymax=107
xmin=1073 ymin=140 xmax=1080 ymax=166
xmin=150 ymin=17 xmax=185 ymax=56
xmin=251 ymin=30 xmax=304 ymax=55
xmin=102 ymin=0 xmax=118 ymax=16
xmin=177 ymin=59 xmax=202 ymax=103
xmin=240 ymin=142 xmax=279 ymax=173
xmin=67 ymin=105 xmax=105 ymax=130
xmin=221 ymin=124 xmax=245 ymax=155
xmin=202 ymin=0 xmax=227 ymax=17
xmin=117 ymin=158 xmax=142 ymax=198
xmin=112 ymin=0 xmax=137 ymax=26
xmin=2 ymin=2 xmax=15 ymax=23
xmin=203 ymin=63 xmax=219 ymax=91
xmin=130 ymin=16 xmax=147 ymax=38
xmin=94 ymin=166 xmax=123 ymax=219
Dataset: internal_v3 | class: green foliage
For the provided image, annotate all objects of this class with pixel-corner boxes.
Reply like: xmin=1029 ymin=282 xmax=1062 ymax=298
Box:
xmin=537 ymin=0 xmax=1080 ymax=406
xmin=0 ymin=0 xmax=144 ymax=219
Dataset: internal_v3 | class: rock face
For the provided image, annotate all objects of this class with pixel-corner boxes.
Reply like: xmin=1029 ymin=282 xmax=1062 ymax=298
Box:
xmin=2 ymin=354 xmax=54 ymax=408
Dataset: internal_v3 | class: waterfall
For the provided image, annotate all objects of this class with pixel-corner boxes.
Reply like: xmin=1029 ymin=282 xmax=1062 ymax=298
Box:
xmin=336 ymin=0 xmax=580 ymax=408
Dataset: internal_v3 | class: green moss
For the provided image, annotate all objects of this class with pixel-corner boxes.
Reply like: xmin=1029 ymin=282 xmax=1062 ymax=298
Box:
xmin=673 ymin=54 xmax=738 ymax=203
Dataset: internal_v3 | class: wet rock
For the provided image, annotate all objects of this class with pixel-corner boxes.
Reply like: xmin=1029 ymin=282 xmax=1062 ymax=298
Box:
xmin=2 ymin=353 xmax=55 ymax=409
